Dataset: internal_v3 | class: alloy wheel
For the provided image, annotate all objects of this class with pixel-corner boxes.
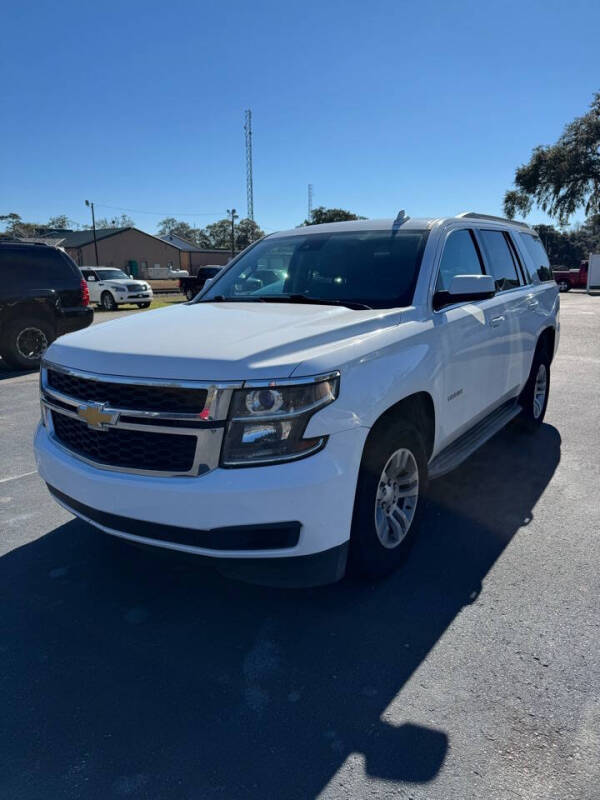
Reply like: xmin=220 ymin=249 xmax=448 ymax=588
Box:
xmin=16 ymin=327 xmax=48 ymax=361
xmin=374 ymin=448 xmax=419 ymax=549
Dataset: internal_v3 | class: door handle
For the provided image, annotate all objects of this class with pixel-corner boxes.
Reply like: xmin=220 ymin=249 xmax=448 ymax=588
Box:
xmin=489 ymin=315 xmax=505 ymax=327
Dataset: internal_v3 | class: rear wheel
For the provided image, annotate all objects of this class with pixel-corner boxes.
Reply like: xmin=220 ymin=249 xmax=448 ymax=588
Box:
xmin=137 ymin=302 xmax=151 ymax=308
xmin=557 ymin=279 xmax=570 ymax=292
xmin=1 ymin=317 xmax=53 ymax=370
xmin=350 ymin=420 xmax=427 ymax=579
xmin=101 ymin=291 xmax=117 ymax=311
xmin=518 ymin=348 xmax=550 ymax=432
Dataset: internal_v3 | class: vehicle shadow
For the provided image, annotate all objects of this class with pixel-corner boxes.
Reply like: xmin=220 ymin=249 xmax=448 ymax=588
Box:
xmin=0 ymin=424 xmax=561 ymax=799
xmin=0 ymin=359 xmax=38 ymax=380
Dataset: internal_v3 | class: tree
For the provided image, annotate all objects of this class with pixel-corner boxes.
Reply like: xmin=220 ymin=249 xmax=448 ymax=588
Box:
xmin=234 ymin=218 xmax=265 ymax=250
xmin=302 ymin=206 xmax=366 ymax=226
xmin=203 ymin=219 xmax=232 ymax=250
xmin=94 ymin=213 xmax=135 ymax=229
xmin=0 ymin=213 xmax=45 ymax=238
xmin=47 ymin=215 xmax=71 ymax=230
xmin=504 ymin=93 xmax=600 ymax=225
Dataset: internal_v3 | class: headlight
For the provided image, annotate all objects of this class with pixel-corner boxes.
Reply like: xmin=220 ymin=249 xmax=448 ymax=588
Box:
xmin=221 ymin=373 xmax=339 ymax=466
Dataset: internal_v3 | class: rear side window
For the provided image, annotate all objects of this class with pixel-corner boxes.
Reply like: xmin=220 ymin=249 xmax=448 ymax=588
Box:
xmin=517 ymin=233 xmax=553 ymax=282
xmin=477 ymin=230 xmax=521 ymax=292
xmin=0 ymin=247 xmax=78 ymax=291
xmin=435 ymin=229 xmax=483 ymax=291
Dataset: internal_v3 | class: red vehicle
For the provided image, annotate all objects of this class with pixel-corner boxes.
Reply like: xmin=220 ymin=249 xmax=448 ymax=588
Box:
xmin=552 ymin=260 xmax=588 ymax=292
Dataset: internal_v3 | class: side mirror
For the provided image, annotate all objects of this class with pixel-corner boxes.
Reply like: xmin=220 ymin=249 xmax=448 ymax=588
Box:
xmin=433 ymin=274 xmax=495 ymax=310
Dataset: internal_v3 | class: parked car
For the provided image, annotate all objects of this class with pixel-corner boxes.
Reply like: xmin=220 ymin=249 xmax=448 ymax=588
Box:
xmin=552 ymin=260 xmax=588 ymax=292
xmin=179 ymin=266 xmax=223 ymax=301
xmin=35 ymin=212 xmax=559 ymax=586
xmin=0 ymin=242 xmax=92 ymax=370
xmin=80 ymin=267 xmax=153 ymax=310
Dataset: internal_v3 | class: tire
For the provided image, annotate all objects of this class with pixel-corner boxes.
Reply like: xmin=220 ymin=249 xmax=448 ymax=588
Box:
xmin=518 ymin=347 xmax=550 ymax=432
xmin=349 ymin=419 xmax=428 ymax=579
xmin=0 ymin=317 xmax=54 ymax=370
xmin=101 ymin=291 xmax=117 ymax=311
xmin=137 ymin=302 xmax=151 ymax=309
xmin=557 ymin=280 xmax=570 ymax=292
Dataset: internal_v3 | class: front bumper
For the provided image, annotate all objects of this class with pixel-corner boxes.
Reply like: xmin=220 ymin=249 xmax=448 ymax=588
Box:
xmin=35 ymin=422 xmax=368 ymax=583
xmin=116 ymin=291 xmax=153 ymax=304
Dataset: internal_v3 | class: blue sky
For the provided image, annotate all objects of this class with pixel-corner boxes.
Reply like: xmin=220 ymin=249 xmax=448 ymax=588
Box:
xmin=2 ymin=0 xmax=598 ymax=234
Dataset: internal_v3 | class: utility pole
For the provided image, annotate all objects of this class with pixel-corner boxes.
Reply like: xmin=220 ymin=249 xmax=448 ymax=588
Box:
xmin=244 ymin=110 xmax=254 ymax=221
xmin=308 ymin=184 xmax=313 ymax=221
xmin=85 ymin=199 xmax=99 ymax=266
xmin=226 ymin=208 xmax=238 ymax=260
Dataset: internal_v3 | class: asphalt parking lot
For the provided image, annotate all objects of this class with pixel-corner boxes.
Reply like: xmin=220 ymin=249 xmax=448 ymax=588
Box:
xmin=1 ymin=292 xmax=599 ymax=800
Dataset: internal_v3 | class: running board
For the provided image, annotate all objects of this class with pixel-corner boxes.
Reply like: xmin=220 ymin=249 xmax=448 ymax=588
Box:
xmin=428 ymin=401 xmax=522 ymax=480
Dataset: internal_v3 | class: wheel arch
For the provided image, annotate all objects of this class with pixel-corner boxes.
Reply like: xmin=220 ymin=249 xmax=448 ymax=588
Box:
xmin=536 ymin=326 xmax=556 ymax=364
xmin=365 ymin=391 xmax=436 ymax=461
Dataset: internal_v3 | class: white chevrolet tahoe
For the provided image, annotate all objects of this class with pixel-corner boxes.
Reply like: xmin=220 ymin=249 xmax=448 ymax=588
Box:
xmin=35 ymin=213 xmax=559 ymax=587
xmin=80 ymin=267 xmax=153 ymax=310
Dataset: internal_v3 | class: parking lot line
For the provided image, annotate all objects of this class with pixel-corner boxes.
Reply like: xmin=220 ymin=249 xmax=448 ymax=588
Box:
xmin=0 ymin=470 xmax=38 ymax=484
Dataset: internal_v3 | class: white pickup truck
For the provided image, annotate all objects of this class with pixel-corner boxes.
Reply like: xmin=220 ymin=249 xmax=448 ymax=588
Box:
xmin=35 ymin=213 xmax=559 ymax=587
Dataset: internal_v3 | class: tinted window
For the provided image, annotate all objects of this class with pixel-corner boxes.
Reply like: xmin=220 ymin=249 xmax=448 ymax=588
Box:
xmin=81 ymin=269 xmax=97 ymax=280
xmin=517 ymin=233 xmax=553 ymax=282
xmin=202 ymin=230 xmax=429 ymax=309
xmin=435 ymin=229 xmax=483 ymax=291
xmin=0 ymin=247 xmax=77 ymax=291
xmin=97 ymin=269 xmax=128 ymax=279
xmin=478 ymin=230 xmax=521 ymax=291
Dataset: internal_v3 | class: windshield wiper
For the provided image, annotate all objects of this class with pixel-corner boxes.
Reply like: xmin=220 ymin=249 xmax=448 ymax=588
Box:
xmin=259 ymin=294 xmax=372 ymax=310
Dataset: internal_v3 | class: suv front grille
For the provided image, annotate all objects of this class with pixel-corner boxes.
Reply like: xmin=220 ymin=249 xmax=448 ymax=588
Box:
xmin=51 ymin=412 xmax=197 ymax=473
xmin=47 ymin=368 xmax=207 ymax=413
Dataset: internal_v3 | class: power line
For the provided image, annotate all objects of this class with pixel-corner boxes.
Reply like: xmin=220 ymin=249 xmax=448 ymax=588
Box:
xmin=93 ymin=203 xmax=227 ymax=217
xmin=244 ymin=110 xmax=254 ymax=221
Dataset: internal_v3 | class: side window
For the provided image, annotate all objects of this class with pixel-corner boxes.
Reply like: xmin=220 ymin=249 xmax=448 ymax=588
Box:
xmin=35 ymin=249 xmax=76 ymax=283
xmin=477 ymin=230 xmax=521 ymax=292
xmin=517 ymin=233 xmax=553 ymax=282
xmin=435 ymin=229 xmax=483 ymax=292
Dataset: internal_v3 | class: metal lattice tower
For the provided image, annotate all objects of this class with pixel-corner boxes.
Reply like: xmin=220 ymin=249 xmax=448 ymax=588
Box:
xmin=244 ymin=110 xmax=254 ymax=221
xmin=308 ymin=184 xmax=313 ymax=220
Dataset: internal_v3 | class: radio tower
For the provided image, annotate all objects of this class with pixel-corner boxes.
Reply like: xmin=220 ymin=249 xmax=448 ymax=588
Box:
xmin=308 ymin=184 xmax=313 ymax=220
xmin=244 ymin=109 xmax=254 ymax=221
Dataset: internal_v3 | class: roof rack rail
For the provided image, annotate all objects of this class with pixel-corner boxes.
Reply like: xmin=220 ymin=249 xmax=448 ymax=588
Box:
xmin=456 ymin=212 xmax=530 ymax=229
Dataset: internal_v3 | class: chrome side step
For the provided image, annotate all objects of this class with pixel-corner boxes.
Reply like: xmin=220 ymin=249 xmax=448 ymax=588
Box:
xmin=428 ymin=400 xmax=522 ymax=480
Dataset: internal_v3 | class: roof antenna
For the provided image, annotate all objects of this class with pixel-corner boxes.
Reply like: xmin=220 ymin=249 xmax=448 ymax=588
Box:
xmin=392 ymin=209 xmax=409 ymax=232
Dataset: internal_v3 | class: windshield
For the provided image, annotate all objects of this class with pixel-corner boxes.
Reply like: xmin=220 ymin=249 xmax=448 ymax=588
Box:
xmin=98 ymin=269 xmax=129 ymax=280
xmin=199 ymin=230 xmax=428 ymax=309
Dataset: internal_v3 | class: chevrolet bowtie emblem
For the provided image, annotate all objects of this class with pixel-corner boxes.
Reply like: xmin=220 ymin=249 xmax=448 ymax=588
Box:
xmin=77 ymin=402 xmax=119 ymax=430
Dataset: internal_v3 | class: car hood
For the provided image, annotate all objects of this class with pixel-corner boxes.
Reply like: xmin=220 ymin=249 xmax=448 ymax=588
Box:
xmin=46 ymin=302 xmax=405 ymax=381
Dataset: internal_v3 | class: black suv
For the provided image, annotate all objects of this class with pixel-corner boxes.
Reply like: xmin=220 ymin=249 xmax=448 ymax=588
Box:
xmin=0 ymin=242 xmax=93 ymax=370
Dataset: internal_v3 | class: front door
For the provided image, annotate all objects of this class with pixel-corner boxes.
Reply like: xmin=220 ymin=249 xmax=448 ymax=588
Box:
xmin=432 ymin=227 xmax=509 ymax=447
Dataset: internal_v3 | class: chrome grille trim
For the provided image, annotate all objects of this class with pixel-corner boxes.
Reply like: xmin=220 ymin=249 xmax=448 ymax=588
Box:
xmin=40 ymin=361 xmax=235 ymax=477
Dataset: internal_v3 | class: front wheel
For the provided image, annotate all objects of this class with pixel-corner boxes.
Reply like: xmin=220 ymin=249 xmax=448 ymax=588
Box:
xmin=101 ymin=291 xmax=117 ymax=311
xmin=518 ymin=349 xmax=550 ymax=432
xmin=137 ymin=302 xmax=151 ymax=308
xmin=557 ymin=280 xmax=570 ymax=292
xmin=185 ymin=287 xmax=195 ymax=301
xmin=349 ymin=420 xmax=427 ymax=579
